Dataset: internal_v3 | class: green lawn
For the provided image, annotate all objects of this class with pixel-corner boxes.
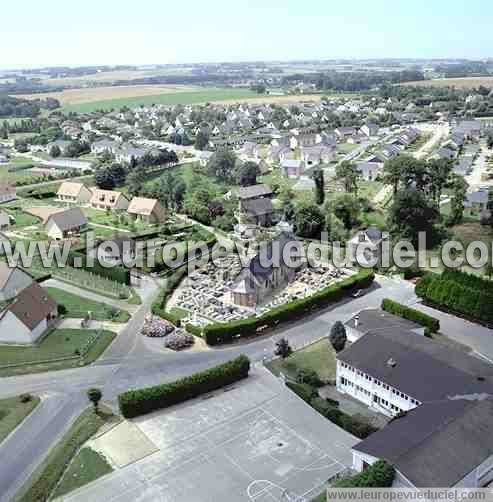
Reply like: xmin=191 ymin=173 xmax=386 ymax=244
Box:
xmin=62 ymin=88 xmax=257 ymax=113
xmin=45 ymin=287 xmax=130 ymax=322
xmin=17 ymin=407 xmax=115 ymax=502
xmin=83 ymin=206 xmax=153 ymax=232
xmin=0 ymin=395 xmax=40 ymax=444
xmin=53 ymin=447 xmax=113 ymax=498
xmin=337 ymin=143 xmax=359 ymax=154
xmin=0 ymin=329 xmax=116 ymax=377
xmin=267 ymin=338 xmax=336 ymax=383
xmin=2 ymin=205 xmax=39 ymax=227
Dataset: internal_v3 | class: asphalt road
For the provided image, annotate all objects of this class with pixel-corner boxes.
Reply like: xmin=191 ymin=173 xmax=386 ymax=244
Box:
xmin=1 ymin=275 xmax=493 ymax=500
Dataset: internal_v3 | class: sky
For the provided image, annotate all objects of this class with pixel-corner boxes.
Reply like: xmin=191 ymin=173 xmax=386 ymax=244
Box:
xmin=2 ymin=0 xmax=492 ymax=68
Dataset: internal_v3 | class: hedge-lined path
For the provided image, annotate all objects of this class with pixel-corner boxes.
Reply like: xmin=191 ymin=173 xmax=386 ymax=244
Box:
xmin=42 ymin=279 xmax=139 ymax=314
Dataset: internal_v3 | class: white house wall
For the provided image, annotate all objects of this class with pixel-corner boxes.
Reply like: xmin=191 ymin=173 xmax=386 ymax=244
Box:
xmin=336 ymin=360 xmax=420 ymax=417
xmin=0 ymin=311 xmax=33 ymax=344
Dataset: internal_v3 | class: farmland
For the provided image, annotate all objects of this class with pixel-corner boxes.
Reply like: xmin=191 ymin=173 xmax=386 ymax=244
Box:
xmin=18 ymin=86 xmax=259 ymax=113
xmin=402 ymin=76 xmax=493 ymax=89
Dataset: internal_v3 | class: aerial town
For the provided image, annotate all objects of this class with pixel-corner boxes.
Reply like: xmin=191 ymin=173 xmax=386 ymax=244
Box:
xmin=1 ymin=4 xmax=493 ymax=502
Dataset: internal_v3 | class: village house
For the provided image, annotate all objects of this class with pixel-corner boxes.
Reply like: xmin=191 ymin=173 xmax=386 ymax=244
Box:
xmin=90 ymin=189 xmax=130 ymax=211
xmin=198 ymin=151 xmax=214 ymax=167
xmin=45 ymin=207 xmax=88 ymax=240
xmin=46 ymin=139 xmax=73 ymax=156
xmin=281 ymin=159 xmax=304 ymax=178
xmin=115 ymin=144 xmax=147 ymax=164
xmin=56 ymin=182 xmax=93 ymax=204
xmin=347 ymin=226 xmax=389 ymax=266
xmin=90 ymin=138 xmax=120 ymax=156
xmin=127 ymin=197 xmax=166 ymax=224
xmin=465 ymin=187 xmax=490 ymax=215
xmin=231 ymin=233 xmax=302 ymax=307
xmin=0 ymin=183 xmax=16 ymax=204
xmin=355 ymin=161 xmax=383 ymax=182
xmin=300 ymin=145 xmax=335 ymax=167
xmin=0 ymin=263 xmax=34 ymax=302
xmin=0 ymin=282 xmax=58 ymax=344
xmin=237 ymin=184 xmax=274 ymax=228
xmin=360 ymin=123 xmax=379 ymax=137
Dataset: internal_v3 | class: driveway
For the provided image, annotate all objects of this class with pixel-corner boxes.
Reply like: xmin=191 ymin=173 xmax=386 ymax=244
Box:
xmin=57 ymin=369 xmax=357 ymax=502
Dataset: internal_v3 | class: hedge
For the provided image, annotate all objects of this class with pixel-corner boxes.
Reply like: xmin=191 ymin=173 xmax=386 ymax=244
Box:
xmin=287 ymin=384 xmax=378 ymax=439
xmin=67 ymin=248 xmax=131 ymax=285
xmin=333 ymin=460 xmax=395 ymax=488
xmin=203 ymin=269 xmax=375 ymax=345
xmin=381 ymin=298 xmax=440 ymax=333
xmin=151 ymin=266 xmax=188 ymax=326
xmin=118 ymin=355 xmax=251 ymax=418
xmin=416 ymin=271 xmax=493 ymax=325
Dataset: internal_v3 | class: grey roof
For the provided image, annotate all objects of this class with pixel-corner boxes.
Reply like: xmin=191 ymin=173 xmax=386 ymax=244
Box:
xmin=344 ymin=309 xmax=422 ymax=335
xmin=337 ymin=329 xmax=493 ymax=403
xmin=238 ymin=184 xmax=273 ymax=200
xmin=353 ymin=397 xmax=493 ymax=487
xmin=47 ymin=207 xmax=87 ymax=231
xmin=241 ymin=198 xmax=273 ymax=217
xmin=364 ymin=226 xmax=384 ymax=242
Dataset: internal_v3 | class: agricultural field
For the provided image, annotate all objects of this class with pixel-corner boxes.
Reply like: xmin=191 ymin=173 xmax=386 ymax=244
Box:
xmin=402 ymin=76 xmax=493 ymax=89
xmin=19 ymin=86 xmax=259 ymax=113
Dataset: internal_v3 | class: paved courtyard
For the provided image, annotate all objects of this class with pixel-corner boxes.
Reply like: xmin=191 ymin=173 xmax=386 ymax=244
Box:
xmin=58 ymin=369 xmax=357 ymax=502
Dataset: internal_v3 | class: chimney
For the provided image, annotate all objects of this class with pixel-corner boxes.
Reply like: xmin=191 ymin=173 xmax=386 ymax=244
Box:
xmin=354 ymin=315 xmax=359 ymax=328
xmin=387 ymin=358 xmax=397 ymax=368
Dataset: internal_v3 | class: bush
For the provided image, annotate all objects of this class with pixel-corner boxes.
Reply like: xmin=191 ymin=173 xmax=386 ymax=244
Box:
xmin=151 ymin=266 xmax=188 ymax=327
xmin=19 ymin=393 xmax=32 ymax=403
xmin=204 ymin=270 xmax=375 ymax=345
xmin=381 ymin=298 xmax=440 ymax=333
xmin=416 ymin=271 xmax=493 ymax=325
xmin=118 ymin=355 xmax=250 ymax=418
xmin=296 ymin=368 xmax=322 ymax=387
xmin=164 ymin=332 xmax=195 ymax=350
xmin=334 ymin=460 xmax=395 ymax=488
xmin=286 ymin=381 xmax=318 ymax=403
xmin=57 ymin=304 xmax=67 ymax=316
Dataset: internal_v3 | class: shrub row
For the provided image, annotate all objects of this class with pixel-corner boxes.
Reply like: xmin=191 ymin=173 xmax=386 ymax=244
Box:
xmin=286 ymin=382 xmax=378 ymax=440
xmin=118 ymin=355 xmax=251 ymax=418
xmin=151 ymin=266 xmax=188 ymax=326
xmin=334 ymin=460 xmax=395 ymax=488
xmin=203 ymin=270 xmax=375 ymax=345
xmin=441 ymin=269 xmax=493 ymax=296
xmin=67 ymin=248 xmax=131 ymax=285
xmin=381 ymin=298 xmax=440 ymax=333
xmin=416 ymin=272 xmax=493 ymax=325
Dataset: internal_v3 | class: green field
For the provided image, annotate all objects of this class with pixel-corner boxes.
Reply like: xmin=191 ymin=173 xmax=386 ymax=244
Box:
xmin=267 ymin=338 xmax=336 ymax=383
xmin=62 ymin=88 xmax=257 ymax=113
xmin=45 ymin=287 xmax=131 ymax=322
xmin=0 ymin=328 xmax=116 ymax=376
xmin=0 ymin=395 xmax=40 ymax=444
xmin=53 ymin=447 xmax=113 ymax=498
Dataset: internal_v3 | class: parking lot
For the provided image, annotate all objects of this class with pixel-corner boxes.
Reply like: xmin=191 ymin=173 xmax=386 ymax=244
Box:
xmin=59 ymin=369 xmax=357 ymax=502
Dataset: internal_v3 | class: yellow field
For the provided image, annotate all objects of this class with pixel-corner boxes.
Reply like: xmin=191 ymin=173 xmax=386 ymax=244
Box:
xmin=44 ymin=70 xmax=159 ymax=85
xmin=213 ymin=93 xmax=324 ymax=105
xmin=403 ymin=77 xmax=493 ymax=89
xmin=18 ymin=84 xmax=200 ymax=105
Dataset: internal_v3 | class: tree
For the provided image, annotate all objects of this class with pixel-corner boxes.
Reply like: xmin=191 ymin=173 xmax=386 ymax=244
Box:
xmin=207 ymin=148 xmax=237 ymax=183
xmin=382 ymin=156 xmax=409 ymax=194
xmin=194 ymin=130 xmax=209 ymax=150
xmin=336 ymin=161 xmax=360 ymax=193
xmin=94 ymin=168 xmax=116 ymax=190
xmin=486 ymin=130 xmax=493 ymax=149
xmin=237 ymin=161 xmax=260 ymax=187
xmin=330 ymin=194 xmax=360 ymax=230
xmin=126 ymin=165 xmax=146 ymax=196
xmin=274 ymin=338 xmax=292 ymax=359
xmin=294 ymin=202 xmax=325 ymax=238
xmin=329 ymin=321 xmax=347 ymax=352
xmin=388 ymin=187 xmax=439 ymax=246
xmin=447 ymin=174 xmax=468 ymax=224
xmin=427 ymin=158 xmax=453 ymax=205
xmin=312 ymin=167 xmax=325 ymax=205
xmin=87 ymin=388 xmax=102 ymax=413
xmin=49 ymin=145 xmax=61 ymax=158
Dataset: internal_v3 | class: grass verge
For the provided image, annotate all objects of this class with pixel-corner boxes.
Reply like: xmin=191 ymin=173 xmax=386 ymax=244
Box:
xmin=0 ymin=395 xmax=40 ymax=444
xmin=52 ymin=447 xmax=113 ymax=498
xmin=16 ymin=407 xmax=114 ymax=502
